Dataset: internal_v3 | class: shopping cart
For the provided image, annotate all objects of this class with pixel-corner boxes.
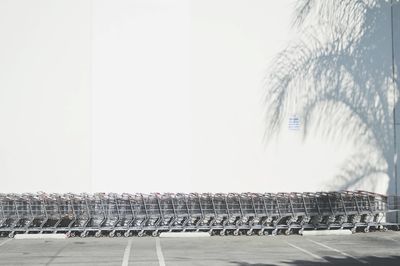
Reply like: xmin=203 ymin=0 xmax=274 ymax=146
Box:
xmin=0 ymin=191 xmax=398 ymax=237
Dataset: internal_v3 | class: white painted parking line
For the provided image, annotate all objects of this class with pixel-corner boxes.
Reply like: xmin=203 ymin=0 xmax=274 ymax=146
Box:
xmin=286 ymin=242 xmax=327 ymax=262
xmin=308 ymin=239 xmax=367 ymax=264
xmin=0 ymin=238 xmax=12 ymax=247
xmin=122 ymin=238 xmax=133 ymax=266
xmin=45 ymin=242 xmax=69 ymax=266
xmin=156 ymin=238 xmax=166 ymax=266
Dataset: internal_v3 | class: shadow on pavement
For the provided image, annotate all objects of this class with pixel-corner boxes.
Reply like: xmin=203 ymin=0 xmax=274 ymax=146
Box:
xmin=231 ymin=255 xmax=400 ymax=266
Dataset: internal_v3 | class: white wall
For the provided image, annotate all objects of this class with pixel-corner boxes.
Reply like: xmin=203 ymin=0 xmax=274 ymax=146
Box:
xmin=0 ymin=0 xmax=91 ymax=192
xmin=92 ymin=0 xmax=296 ymax=193
xmin=0 ymin=0 xmax=398 ymax=195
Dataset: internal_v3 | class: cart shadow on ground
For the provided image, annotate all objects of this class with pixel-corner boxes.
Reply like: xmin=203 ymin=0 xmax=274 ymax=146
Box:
xmin=231 ymin=255 xmax=400 ymax=266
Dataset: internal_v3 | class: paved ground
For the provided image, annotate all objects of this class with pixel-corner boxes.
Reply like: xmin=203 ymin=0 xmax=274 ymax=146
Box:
xmin=0 ymin=232 xmax=399 ymax=265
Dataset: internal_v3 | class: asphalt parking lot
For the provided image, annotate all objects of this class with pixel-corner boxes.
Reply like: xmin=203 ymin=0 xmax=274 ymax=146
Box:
xmin=0 ymin=231 xmax=399 ymax=265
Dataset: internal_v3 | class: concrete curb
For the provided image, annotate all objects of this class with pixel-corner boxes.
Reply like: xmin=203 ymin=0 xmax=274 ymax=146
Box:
xmin=14 ymin=234 xmax=68 ymax=240
xmin=302 ymin=230 xmax=352 ymax=236
xmin=159 ymin=232 xmax=211 ymax=238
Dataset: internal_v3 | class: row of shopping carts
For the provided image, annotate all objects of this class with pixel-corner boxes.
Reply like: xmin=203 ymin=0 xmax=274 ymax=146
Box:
xmin=0 ymin=191 xmax=398 ymax=238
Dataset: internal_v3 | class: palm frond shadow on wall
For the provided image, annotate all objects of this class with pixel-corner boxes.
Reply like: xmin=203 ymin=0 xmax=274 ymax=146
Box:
xmin=264 ymin=0 xmax=398 ymax=197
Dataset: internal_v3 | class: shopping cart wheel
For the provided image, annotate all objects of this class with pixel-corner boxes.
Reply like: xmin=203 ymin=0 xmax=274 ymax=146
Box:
xmin=271 ymin=229 xmax=277 ymax=236
xmin=284 ymin=229 xmax=291 ymax=236
xmin=8 ymin=232 xmax=14 ymax=238
xmin=95 ymin=231 xmax=101 ymax=238
xmin=351 ymin=228 xmax=356 ymax=234
xmin=152 ymin=231 xmax=159 ymax=237
xmin=138 ymin=232 xmax=144 ymax=237
xmin=109 ymin=232 xmax=115 ymax=238
xmin=246 ymin=230 xmax=253 ymax=236
xmin=124 ymin=232 xmax=131 ymax=237
xmin=299 ymin=228 xmax=304 ymax=235
xmin=80 ymin=232 xmax=87 ymax=238
xmin=258 ymin=230 xmax=264 ymax=236
xmin=70 ymin=232 xmax=76 ymax=238
xmin=233 ymin=230 xmax=239 ymax=236
xmin=364 ymin=227 xmax=369 ymax=233
xmin=219 ymin=230 xmax=225 ymax=236
xmin=116 ymin=232 xmax=122 ymax=237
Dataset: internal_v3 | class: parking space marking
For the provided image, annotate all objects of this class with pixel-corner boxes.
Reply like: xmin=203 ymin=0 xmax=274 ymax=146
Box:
xmin=308 ymin=239 xmax=366 ymax=264
xmin=286 ymin=242 xmax=327 ymax=262
xmin=122 ymin=238 xmax=133 ymax=266
xmin=0 ymin=238 xmax=12 ymax=247
xmin=45 ymin=242 xmax=69 ymax=266
xmin=155 ymin=238 xmax=166 ymax=266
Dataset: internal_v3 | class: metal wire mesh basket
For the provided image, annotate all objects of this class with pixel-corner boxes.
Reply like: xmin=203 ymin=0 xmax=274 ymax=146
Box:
xmin=0 ymin=190 xmax=398 ymax=238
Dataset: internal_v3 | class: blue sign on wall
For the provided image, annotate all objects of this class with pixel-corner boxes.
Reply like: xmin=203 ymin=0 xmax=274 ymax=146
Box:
xmin=289 ymin=115 xmax=300 ymax=130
